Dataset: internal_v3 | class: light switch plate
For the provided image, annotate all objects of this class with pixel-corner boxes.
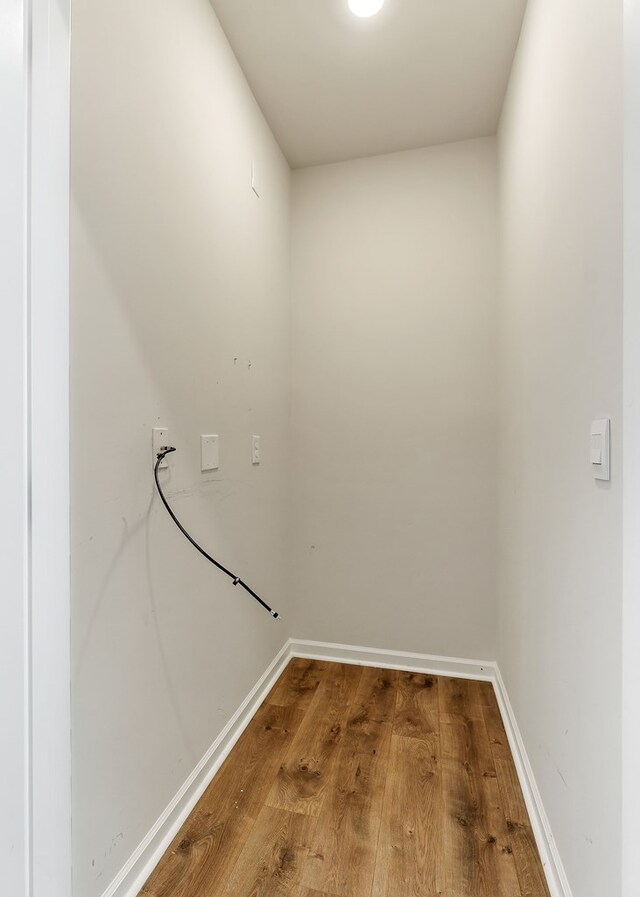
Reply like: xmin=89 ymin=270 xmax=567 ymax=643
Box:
xmin=152 ymin=427 xmax=169 ymax=469
xmin=252 ymin=435 xmax=261 ymax=465
xmin=201 ymin=434 xmax=220 ymax=471
xmin=590 ymin=419 xmax=610 ymax=481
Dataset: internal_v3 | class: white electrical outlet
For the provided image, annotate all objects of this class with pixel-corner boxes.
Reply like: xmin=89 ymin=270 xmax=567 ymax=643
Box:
xmin=152 ymin=427 xmax=169 ymax=469
xmin=252 ymin=435 xmax=261 ymax=465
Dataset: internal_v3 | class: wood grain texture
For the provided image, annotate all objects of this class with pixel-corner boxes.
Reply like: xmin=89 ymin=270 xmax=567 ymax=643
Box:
xmin=138 ymin=660 xmax=551 ymax=897
xmin=302 ymin=668 xmax=395 ymax=897
xmin=343 ymin=666 xmax=398 ymax=750
xmin=265 ymin=662 xmax=362 ymax=817
xmin=439 ymin=678 xmax=521 ymax=897
xmin=141 ymin=702 xmax=304 ymax=897
xmin=393 ymin=670 xmax=439 ymax=740
xmin=218 ymin=806 xmax=316 ymax=897
xmin=371 ymin=732 xmax=444 ymax=897
xmin=289 ymin=888 xmax=332 ymax=897
xmin=478 ymin=680 xmax=512 ymax=761
xmin=478 ymin=681 xmax=551 ymax=897
xmin=267 ymin=657 xmax=328 ymax=711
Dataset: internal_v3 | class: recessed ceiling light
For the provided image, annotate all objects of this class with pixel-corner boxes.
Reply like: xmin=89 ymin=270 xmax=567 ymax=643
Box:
xmin=348 ymin=0 xmax=385 ymax=18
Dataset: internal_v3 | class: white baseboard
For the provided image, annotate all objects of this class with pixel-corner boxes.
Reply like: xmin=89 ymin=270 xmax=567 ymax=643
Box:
xmin=491 ymin=666 xmax=573 ymax=897
xmin=101 ymin=636 xmax=571 ymax=897
xmin=289 ymin=637 xmax=494 ymax=680
xmin=100 ymin=639 xmax=292 ymax=897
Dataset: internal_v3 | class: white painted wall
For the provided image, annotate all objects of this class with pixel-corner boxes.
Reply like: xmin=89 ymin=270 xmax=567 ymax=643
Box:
xmin=290 ymin=138 xmax=500 ymax=660
xmin=70 ymin=2 xmax=291 ymax=894
xmin=498 ymin=1 xmax=623 ymax=894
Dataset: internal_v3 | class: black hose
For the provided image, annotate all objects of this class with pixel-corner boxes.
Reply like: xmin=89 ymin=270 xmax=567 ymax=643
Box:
xmin=153 ymin=446 xmax=280 ymax=620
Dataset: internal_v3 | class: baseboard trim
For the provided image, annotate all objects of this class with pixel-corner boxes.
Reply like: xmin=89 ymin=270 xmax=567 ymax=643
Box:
xmin=492 ymin=666 xmax=573 ymax=897
xmin=101 ymin=637 xmax=571 ymax=897
xmin=289 ymin=637 xmax=494 ymax=680
xmin=99 ymin=639 xmax=292 ymax=897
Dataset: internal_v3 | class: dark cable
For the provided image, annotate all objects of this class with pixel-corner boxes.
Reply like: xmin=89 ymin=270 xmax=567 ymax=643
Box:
xmin=153 ymin=446 xmax=280 ymax=620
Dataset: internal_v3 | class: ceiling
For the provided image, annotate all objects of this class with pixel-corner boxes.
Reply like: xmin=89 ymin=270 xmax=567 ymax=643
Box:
xmin=209 ymin=0 xmax=528 ymax=169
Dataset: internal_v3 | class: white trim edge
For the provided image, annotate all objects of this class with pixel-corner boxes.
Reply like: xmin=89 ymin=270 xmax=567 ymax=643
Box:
xmin=100 ymin=639 xmax=292 ymax=897
xmin=289 ymin=637 xmax=494 ymax=680
xmin=101 ymin=638 xmax=572 ymax=897
xmin=492 ymin=666 xmax=573 ymax=897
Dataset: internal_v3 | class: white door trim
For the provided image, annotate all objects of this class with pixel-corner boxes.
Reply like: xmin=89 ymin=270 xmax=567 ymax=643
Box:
xmin=29 ymin=2 xmax=72 ymax=894
xmin=1 ymin=1 xmax=32 ymax=891
xmin=623 ymin=3 xmax=640 ymax=894
xmin=1 ymin=0 xmax=72 ymax=894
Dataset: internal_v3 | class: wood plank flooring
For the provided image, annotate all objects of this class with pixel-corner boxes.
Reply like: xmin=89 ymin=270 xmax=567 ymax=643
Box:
xmin=140 ymin=659 xmax=550 ymax=897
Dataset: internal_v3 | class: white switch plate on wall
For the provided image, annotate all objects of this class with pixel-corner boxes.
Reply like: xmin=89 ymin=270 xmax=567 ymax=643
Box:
xmin=252 ymin=435 xmax=261 ymax=464
xmin=152 ymin=427 xmax=169 ymax=469
xmin=591 ymin=418 xmax=610 ymax=481
xmin=201 ymin=435 xmax=220 ymax=471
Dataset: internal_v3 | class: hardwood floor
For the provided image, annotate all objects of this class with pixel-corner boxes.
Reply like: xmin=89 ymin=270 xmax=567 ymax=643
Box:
xmin=140 ymin=659 xmax=550 ymax=897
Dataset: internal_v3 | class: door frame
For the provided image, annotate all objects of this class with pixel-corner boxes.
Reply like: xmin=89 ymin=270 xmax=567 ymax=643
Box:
xmin=1 ymin=0 xmax=71 ymax=894
xmin=624 ymin=4 xmax=640 ymax=895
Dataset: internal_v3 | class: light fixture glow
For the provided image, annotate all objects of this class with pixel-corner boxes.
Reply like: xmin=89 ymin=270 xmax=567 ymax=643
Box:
xmin=348 ymin=0 xmax=385 ymax=17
